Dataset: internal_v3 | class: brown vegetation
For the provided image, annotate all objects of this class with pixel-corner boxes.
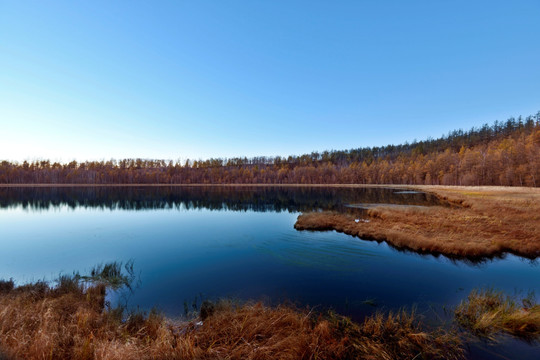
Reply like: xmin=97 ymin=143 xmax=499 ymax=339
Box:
xmin=0 ymin=277 xmax=464 ymax=360
xmin=455 ymin=288 xmax=540 ymax=341
xmin=294 ymin=186 xmax=540 ymax=258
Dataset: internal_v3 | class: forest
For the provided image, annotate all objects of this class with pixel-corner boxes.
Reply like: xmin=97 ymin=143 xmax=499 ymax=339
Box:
xmin=1 ymin=114 xmax=539 ymax=186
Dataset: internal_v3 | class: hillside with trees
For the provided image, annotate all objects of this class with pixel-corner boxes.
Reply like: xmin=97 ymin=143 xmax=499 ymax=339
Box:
xmin=1 ymin=114 xmax=539 ymax=186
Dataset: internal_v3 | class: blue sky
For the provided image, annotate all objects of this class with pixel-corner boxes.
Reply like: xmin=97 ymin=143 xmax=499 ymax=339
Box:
xmin=1 ymin=0 xmax=539 ymax=162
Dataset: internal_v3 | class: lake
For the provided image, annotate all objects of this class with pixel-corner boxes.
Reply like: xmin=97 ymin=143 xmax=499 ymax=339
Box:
xmin=0 ymin=186 xmax=538 ymax=359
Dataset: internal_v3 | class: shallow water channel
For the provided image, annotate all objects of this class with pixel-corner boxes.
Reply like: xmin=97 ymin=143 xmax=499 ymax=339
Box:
xmin=0 ymin=186 xmax=538 ymax=359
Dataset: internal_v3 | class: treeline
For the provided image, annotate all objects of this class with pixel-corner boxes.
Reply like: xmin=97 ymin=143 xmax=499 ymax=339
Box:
xmin=1 ymin=114 xmax=539 ymax=186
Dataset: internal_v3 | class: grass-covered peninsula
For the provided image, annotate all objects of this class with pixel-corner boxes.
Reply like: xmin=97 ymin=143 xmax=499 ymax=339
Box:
xmin=295 ymin=186 xmax=540 ymax=259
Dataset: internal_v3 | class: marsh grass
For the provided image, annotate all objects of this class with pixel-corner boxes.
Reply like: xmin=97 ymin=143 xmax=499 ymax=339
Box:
xmin=295 ymin=186 xmax=540 ymax=259
xmin=0 ymin=266 xmax=466 ymax=360
xmin=455 ymin=289 xmax=540 ymax=342
xmin=325 ymin=309 xmax=464 ymax=360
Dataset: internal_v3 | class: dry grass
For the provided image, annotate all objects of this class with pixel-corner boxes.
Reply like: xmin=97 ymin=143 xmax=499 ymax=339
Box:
xmin=326 ymin=309 xmax=464 ymax=360
xmin=455 ymin=288 xmax=540 ymax=341
xmin=0 ymin=278 xmax=465 ymax=360
xmin=295 ymin=186 xmax=540 ymax=258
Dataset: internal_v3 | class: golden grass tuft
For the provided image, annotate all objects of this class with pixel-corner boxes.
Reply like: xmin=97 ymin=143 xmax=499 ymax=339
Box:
xmin=455 ymin=288 xmax=540 ymax=341
xmin=327 ymin=309 xmax=464 ymax=360
xmin=295 ymin=186 xmax=540 ymax=258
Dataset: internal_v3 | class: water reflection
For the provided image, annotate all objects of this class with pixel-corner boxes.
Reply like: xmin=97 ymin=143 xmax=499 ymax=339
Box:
xmin=0 ymin=186 xmax=444 ymax=213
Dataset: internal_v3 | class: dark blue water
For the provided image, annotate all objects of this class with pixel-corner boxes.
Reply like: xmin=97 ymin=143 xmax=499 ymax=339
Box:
xmin=0 ymin=186 xmax=538 ymax=359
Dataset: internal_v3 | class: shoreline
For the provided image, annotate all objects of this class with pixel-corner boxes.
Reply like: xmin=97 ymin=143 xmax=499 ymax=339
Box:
xmin=1 ymin=182 xmax=539 ymax=192
xmin=1 ymin=183 xmax=428 ymax=188
xmin=1 ymin=271 xmax=537 ymax=360
xmin=0 ymin=272 xmax=468 ymax=360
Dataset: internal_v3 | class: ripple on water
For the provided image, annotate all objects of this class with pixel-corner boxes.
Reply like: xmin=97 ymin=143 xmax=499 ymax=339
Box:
xmin=255 ymin=231 xmax=384 ymax=271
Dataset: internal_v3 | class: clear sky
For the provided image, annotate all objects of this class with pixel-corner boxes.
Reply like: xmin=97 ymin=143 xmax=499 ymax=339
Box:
xmin=1 ymin=1 xmax=539 ymax=163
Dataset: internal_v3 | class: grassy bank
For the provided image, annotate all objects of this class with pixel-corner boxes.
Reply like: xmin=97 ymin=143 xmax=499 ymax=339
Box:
xmin=0 ymin=270 xmax=465 ymax=360
xmin=1 ymin=265 xmax=539 ymax=359
xmin=295 ymin=186 xmax=540 ymax=259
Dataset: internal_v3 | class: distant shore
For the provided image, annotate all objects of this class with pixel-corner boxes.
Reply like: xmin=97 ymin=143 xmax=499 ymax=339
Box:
xmin=1 ymin=183 xmax=423 ymax=187
xmin=1 ymin=183 xmax=539 ymax=191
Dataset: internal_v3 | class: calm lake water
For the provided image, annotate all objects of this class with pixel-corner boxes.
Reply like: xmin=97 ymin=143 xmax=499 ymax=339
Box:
xmin=0 ymin=186 xmax=538 ymax=359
